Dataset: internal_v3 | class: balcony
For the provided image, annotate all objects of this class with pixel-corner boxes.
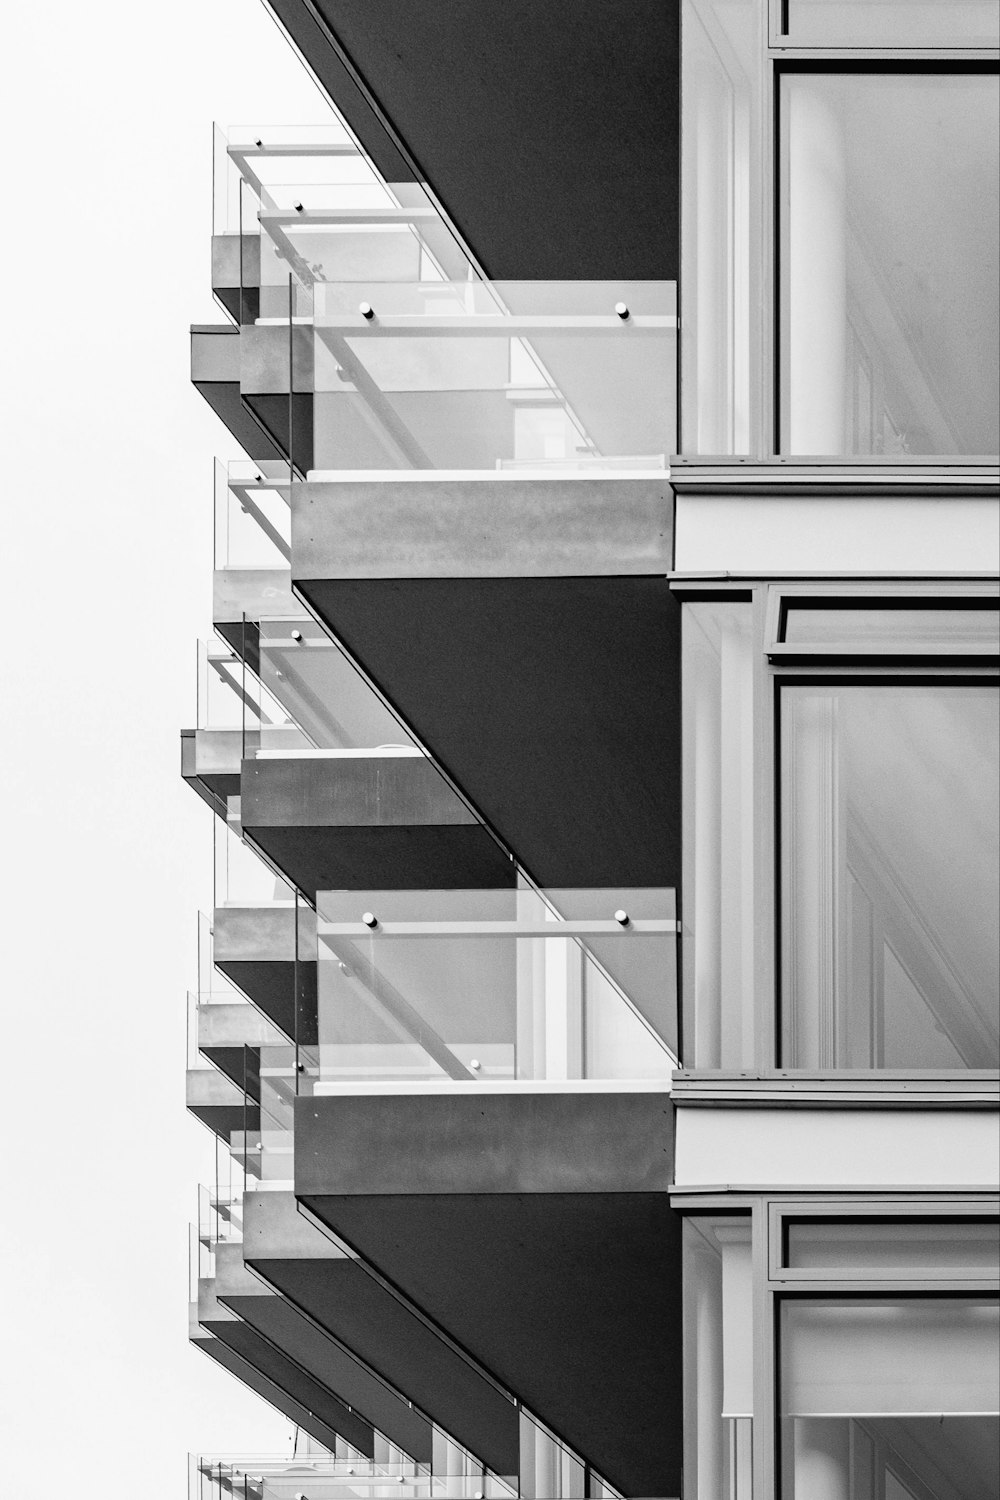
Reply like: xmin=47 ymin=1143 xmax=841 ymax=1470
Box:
xmin=190 ymin=1454 xmax=519 ymax=1500
xmin=202 ymin=129 xmax=675 ymax=466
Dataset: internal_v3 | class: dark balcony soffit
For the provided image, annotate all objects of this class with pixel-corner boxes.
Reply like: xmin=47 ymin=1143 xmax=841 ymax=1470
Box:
xmin=240 ymin=1187 xmax=518 ymax=1470
xmin=295 ymin=1090 xmax=681 ymax=1496
xmin=214 ymin=1243 xmax=434 ymax=1462
xmin=248 ymin=1252 xmax=519 ymax=1476
xmin=268 ymin=0 xmax=680 ymax=281
xmin=186 ymin=1068 xmax=260 ymax=1141
xmin=213 ymin=905 xmax=317 ymax=1043
xmin=291 ymin=479 xmax=678 ymax=888
xmin=192 ymin=1330 xmax=353 ymax=1454
xmin=198 ymin=1286 xmax=376 ymax=1456
xmin=191 ymin=325 xmax=312 ymax=470
xmin=181 ymin=728 xmax=241 ymax=821
xmin=240 ymin=754 xmax=515 ymax=899
xmin=291 ymin=592 xmax=680 ymax=888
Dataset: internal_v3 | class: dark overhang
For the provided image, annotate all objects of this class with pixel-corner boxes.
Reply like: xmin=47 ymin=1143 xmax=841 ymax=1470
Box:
xmin=197 ymin=1279 xmax=375 ymax=1455
xmin=240 ymin=753 xmax=515 ymax=899
xmin=268 ymin=0 xmax=681 ymax=280
xmin=214 ymin=1242 xmax=434 ymax=1462
xmin=191 ymin=1326 xmax=351 ymax=1452
xmin=292 ymin=477 xmax=680 ymax=889
xmin=295 ymin=1089 xmax=682 ymax=1495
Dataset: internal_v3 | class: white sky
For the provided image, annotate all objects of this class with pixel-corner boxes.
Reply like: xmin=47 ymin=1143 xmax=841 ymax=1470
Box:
xmin=0 ymin=3 xmax=336 ymax=1492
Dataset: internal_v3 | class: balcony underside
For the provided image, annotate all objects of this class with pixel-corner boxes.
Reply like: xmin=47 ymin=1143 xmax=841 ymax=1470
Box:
xmin=295 ymin=576 xmax=680 ymax=888
xmin=267 ymin=0 xmax=680 ymax=281
xmin=186 ymin=1069 xmax=260 ymax=1141
xmin=192 ymin=1326 xmax=352 ymax=1453
xmin=295 ymin=1090 xmax=681 ymax=1495
xmin=191 ymin=326 xmax=311 ymax=469
xmin=240 ymin=1187 xmax=518 ymax=1472
xmin=197 ymin=1281 xmax=375 ymax=1455
xmin=181 ymin=729 xmax=241 ymax=821
xmin=240 ymin=755 xmax=514 ymax=899
xmin=215 ymin=1242 xmax=434 ymax=1461
xmin=213 ymin=906 xmax=317 ymax=1043
xmin=248 ymin=1250 xmax=519 ymax=1475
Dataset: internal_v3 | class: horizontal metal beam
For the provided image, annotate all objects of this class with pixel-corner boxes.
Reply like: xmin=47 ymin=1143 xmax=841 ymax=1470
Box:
xmin=318 ymin=918 xmax=677 ymax=938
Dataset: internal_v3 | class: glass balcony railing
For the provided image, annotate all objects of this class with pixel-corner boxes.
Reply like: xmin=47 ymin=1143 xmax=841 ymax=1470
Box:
xmin=300 ymin=887 xmax=677 ymax=1087
xmin=214 ymin=128 xmax=677 ymax=471
xmin=304 ymin=279 xmax=676 ymax=472
xmin=214 ymin=459 xmax=291 ymax=572
xmin=246 ymin=616 xmax=418 ymax=756
xmin=190 ymin=1454 xmax=520 ymax=1500
xmin=196 ymin=638 xmax=257 ymax=735
xmin=214 ymin=819 xmax=296 ymax=910
xmin=214 ymin=126 xmax=474 ymax=310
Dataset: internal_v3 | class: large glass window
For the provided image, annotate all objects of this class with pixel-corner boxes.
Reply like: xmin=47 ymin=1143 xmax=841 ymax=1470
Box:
xmin=780 ymin=71 xmax=1000 ymax=457
xmin=780 ymin=1298 xmax=1000 ymax=1498
xmin=780 ymin=683 xmax=999 ymax=1068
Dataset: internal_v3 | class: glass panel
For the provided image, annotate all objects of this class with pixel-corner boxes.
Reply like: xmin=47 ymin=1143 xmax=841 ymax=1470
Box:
xmin=253 ymin=616 xmax=416 ymax=754
xmin=222 ymin=132 xmax=676 ymax=469
xmin=780 ymin=685 xmax=1000 ymax=1068
xmin=311 ymin=888 xmax=677 ymax=1085
xmin=214 ymin=459 xmax=291 ymax=571
xmin=192 ymin=1455 xmax=520 ymax=1497
xmin=681 ymin=0 xmax=764 ymax=455
xmin=683 ymin=1218 xmax=755 ymax=1499
xmin=309 ymin=281 xmax=675 ymax=471
xmin=785 ymin=1218 xmax=1000 ymax=1273
xmin=682 ymin=601 xmax=756 ymax=1067
xmin=784 ymin=1 xmax=1000 ymax=48
xmin=196 ymin=639 xmax=246 ymax=731
xmin=780 ymin=1299 xmax=1000 ymax=1498
xmin=780 ymin=72 xmax=1000 ymax=457
xmin=519 ymin=1410 xmax=587 ymax=1498
xmin=213 ymin=817 xmax=295 ymax=907
xmin=241 ymin=1041 xmax=295 ymax=1188
xmin=783 ymin=604 xmax=1000 ymax=649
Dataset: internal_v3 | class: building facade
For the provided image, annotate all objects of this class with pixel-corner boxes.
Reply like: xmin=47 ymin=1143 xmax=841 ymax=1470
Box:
xmin=185 ymin=4 xmax=1000 ymax=1496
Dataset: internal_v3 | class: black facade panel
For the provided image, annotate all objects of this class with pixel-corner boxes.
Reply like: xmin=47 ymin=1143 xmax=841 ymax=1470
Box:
xmin=220 ymin=1291 xmax=434 ymax=1461
xmin=201 ymin=1315 xmax=377 ymax=1455
xmin=280 ymin=0 xmax=681 ymax=280
xmin=250 ymin=1255 xmax=521 ymax=1476
xmin=295 ymin=1092 xmax=681 ymax=1494
xmin=297 ymin=577 xmax=682 ymax=889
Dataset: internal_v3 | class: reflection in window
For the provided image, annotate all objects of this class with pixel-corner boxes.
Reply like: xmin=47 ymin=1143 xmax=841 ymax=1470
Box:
xmin=780 ymin=72 xmax=1000 ymax=456
xmin=780 ymin=1299 xmax=1000 ymax=1499
xmin=784 ymin=1218 xmax=1000 ymax=1274
xmin=782 ymin=604 xmax=1000 ymax=651
xmin=780 ymin=685 xmax=999 ymax=1068
xmin=783 ymin=0 xmax=1000 ymax=48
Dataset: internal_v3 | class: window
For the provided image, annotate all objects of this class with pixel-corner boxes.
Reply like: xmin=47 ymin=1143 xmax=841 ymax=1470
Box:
xmin=776 ymin=600 xmax=1000 ymax=656
xmin=681 ymin=1 xmax=1000 ymax=459
xmin=779 ymin=681 xmax=999 ymax=1068
xmin=779 ymin=1298 xmax=1000 ymax=1497
xmin=777 ymin=1 xmax=1000 ymax=50
xmin=780 ymin=1215 xmax=1000 ymax=1278
xmin=779 ymin=70 xmax=1000 ymax=457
